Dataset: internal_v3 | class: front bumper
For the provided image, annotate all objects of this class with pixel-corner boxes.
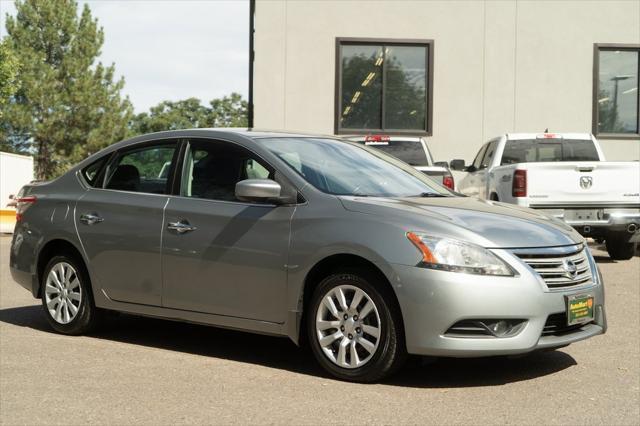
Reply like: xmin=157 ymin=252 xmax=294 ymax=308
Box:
xmin=391 ymin=250 xmax=606 ymax=357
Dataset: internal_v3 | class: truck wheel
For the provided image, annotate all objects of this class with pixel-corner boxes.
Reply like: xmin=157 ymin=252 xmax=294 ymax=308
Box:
xmin=605 ymin=236 xmax=637 ymax=261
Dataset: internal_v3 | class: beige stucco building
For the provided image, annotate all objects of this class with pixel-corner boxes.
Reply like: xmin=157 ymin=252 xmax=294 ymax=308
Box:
xmin=253 ymin=0 xmax=640 ymax=163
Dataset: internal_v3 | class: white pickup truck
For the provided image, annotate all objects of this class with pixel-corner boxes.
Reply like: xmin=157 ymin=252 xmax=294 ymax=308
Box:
xmin=451 ymin=133 xmax=640 ymax=260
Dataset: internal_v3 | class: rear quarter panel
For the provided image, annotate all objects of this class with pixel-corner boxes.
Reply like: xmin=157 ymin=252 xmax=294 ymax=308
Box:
xmin=10 ymin=173 xmax=88 ymax=297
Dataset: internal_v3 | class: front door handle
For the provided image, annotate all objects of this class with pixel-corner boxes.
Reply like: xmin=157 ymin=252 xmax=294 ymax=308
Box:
xmin=79 ymin=213 xmax=104 ymax=225
xmin=167 ymin=220 xmax=197 ymax=234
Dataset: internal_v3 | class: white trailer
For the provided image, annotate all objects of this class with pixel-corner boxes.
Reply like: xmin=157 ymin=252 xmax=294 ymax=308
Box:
xmin=0 ymin=152 xmax=34 ymax=233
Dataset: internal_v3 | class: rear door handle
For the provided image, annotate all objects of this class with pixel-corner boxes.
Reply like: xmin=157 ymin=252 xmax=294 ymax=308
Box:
xmin=79 ymin=213 xmax=104 ymax=225
xmin=167 ymin=220 xmax=197 ymax=234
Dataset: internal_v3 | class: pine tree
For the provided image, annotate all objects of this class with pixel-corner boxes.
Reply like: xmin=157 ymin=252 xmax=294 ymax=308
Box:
xmin=1 ymin=0 xmax=132 ymax=179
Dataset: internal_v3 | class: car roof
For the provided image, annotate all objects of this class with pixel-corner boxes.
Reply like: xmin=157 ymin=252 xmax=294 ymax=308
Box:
xmin=345 ymin=135 xmax=423 ymax=142
xmin=505 ymin=132 xmax=593 ymax=140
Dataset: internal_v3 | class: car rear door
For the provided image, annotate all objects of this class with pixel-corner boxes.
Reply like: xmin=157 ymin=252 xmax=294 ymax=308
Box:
xmin=75 ymin=140 xmax=179 ymax=306
xmin=161 ymin=139 xmax=294 ymax=323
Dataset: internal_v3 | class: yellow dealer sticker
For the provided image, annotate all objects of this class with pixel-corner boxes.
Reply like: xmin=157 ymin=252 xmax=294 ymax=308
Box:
xmin=566 ymin=293 xmax=594 ymax=326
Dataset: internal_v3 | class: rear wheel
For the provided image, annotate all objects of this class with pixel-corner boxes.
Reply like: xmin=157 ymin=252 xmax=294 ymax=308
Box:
xmin=41 ymin=254 xmax=99 ymax=335
xmin=307 ymin=270 xmax=406 ymax=382
xmin=606 ymin=235 xmax=637 ymax=261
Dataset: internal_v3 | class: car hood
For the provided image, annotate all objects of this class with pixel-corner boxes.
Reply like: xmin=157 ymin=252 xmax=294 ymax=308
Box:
xmin=339 ymin=196 xmax=583 ymax=249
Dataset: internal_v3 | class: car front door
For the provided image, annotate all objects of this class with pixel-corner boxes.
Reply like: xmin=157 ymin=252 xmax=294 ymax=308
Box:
xmin=161 ymin=139 xmax=295 ymax=323
xmin=459 ymin=143 xmax=488 ymax=197
xmin=75 ymin=140 xmax=179 ymax=306
xmin=476 ymin=139 xmax=498 ymax=199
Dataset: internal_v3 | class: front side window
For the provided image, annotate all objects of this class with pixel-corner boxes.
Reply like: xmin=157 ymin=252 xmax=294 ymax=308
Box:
xmin=594 ymin=44 xmax=640 ymax=137
xmin=471 ymin=144 xmax=488 ymax=171
xmin=260 ymin=137 xmax=450 ymax=197
xmin=337 ymin=39 xmax=432 ymax=134
xmin=180 ymin=140 xmax=273 ymax=202
xmin=480 ymin=140 xmax=499 ymax=170
xmin=105 ymin=142 xmax=177 ymax=194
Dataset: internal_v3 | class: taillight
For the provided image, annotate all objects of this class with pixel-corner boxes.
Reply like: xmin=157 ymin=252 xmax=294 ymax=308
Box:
xmin=442 ymin=175 xmax=454 ymax=190
xmin=512 ymin=170 xmax=527 ymax=197
xmin=364 ymin=135 xmax=390 ymax=143
xmin=15 ymin=196 xmax=37 ymax=222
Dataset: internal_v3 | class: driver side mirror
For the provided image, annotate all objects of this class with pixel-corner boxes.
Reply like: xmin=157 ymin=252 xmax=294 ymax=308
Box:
xmin=450 ymin=159 xmax=466 ymax=171
xmin=235 ymin=179 xmax=282 ymax=203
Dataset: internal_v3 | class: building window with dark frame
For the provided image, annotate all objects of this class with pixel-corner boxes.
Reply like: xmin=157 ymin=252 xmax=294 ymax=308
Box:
xmin=336 ymin=38 xmax=433 ymax=135
xmin=593 ymin=44 xmax=640 ymax=138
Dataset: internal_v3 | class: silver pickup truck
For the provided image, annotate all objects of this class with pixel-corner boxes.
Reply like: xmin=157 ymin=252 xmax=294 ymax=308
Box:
xmin=451 ymin=133 xmax=640 ymax=260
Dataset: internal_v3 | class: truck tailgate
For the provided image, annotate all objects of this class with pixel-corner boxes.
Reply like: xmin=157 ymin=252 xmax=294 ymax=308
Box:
xmin=524 ymin=162 xmax=640 ymax=206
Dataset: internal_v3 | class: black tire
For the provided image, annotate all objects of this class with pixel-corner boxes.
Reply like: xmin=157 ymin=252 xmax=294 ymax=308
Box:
xmin=306 ymin=269 xmax=406 ymax=382
xmin=40 ymin=253 xmax=100 ymax=335
xmin=605 ymin=235 xmax=637 ymax=261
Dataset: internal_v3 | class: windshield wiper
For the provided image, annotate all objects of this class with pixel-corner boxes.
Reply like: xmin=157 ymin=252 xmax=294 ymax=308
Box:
xmin=413 ymin=192 xmax=450 ymax=197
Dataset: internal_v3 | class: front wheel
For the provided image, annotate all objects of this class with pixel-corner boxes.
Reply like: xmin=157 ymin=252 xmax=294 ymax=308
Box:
xmin=41 ymin=254 xmax=100 ymax=335
xmin=307 ymin=271 xmax=406 ymax=382
xmin=606 ymin=235 xmax=637 ymax=261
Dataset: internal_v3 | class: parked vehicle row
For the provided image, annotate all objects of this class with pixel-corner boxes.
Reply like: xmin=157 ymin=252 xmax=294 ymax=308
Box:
xmin=10 ymin=129 xmax=606 ymax=382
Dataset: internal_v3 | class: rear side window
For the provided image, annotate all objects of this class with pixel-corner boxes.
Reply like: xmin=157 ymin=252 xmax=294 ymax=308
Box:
xmin=105 ymin=142 xmax=178 ymax=194
xmin=501 ymin=139 xmax=599 ymax=165
xmin=82 ymin=157 xmax=107 ymax=187
xmin=362 ymin=140 xmax=429 ymax=166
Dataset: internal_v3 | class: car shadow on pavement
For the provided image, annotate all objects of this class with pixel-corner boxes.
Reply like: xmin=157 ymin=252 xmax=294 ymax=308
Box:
xmin=0 ymin=305 xmax=577 ymax=388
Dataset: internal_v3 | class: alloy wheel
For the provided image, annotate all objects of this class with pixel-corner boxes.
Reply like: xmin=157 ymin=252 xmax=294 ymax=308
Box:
xmin=44 ymin=262 xmax=82 ymax=324
xmin=315 ymin=284 xmax=382 ymax=369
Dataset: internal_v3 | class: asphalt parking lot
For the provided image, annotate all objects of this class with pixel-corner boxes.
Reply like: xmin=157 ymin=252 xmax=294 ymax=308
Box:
xmin=0 ymin=235 xmax=638 ymax=425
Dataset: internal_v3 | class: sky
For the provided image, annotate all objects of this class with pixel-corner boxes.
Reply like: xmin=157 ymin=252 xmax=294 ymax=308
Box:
xmin=0 ymin=0 xmax=249 ymax=113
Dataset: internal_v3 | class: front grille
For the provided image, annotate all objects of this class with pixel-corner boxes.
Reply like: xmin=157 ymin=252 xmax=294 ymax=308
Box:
xmin=542 ymin=312 xmax=592 ymax=336
xmin=515 ymin=247 xmax=593 ymax=289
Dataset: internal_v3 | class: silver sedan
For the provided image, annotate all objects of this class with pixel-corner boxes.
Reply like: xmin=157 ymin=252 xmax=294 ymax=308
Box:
xmin=9 ymin=129 xmax=606 ymax=382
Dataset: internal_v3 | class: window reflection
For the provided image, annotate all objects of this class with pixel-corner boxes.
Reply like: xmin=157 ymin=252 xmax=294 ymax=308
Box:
xmin=384 ymin=46 xmax=427 ymax=130
xmin=597 ymin=49 xmax=639 ymax=134
xmin=340 ymin=45 xmax=383 ymax=129
xmin=338 ymin=41 xmax=430 ymax=132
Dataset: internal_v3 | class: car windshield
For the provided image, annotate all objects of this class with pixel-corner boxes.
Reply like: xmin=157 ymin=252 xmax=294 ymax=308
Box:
xmin=501 ymin=139 xmax=600 ymax=164
xmin=360 ymin=140 xmax=429 ymax=166
xmin=259 ymin=137 xmax=451 ymax=197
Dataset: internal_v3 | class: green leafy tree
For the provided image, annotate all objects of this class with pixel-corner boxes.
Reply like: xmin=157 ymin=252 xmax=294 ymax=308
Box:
xmin=131 ymin=93 xmax=248 ymax=135
xmin=1 ymin=0 xmax=132 ymax=179
xmin=0 ymin=39 xmax=21 ymax=151
xmin=0 ymin=39 xmax=20 ymax=116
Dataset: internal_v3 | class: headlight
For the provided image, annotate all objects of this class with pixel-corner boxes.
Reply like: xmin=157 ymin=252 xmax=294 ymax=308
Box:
xmin=406 ymin=232 xmax=515 ymax=276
